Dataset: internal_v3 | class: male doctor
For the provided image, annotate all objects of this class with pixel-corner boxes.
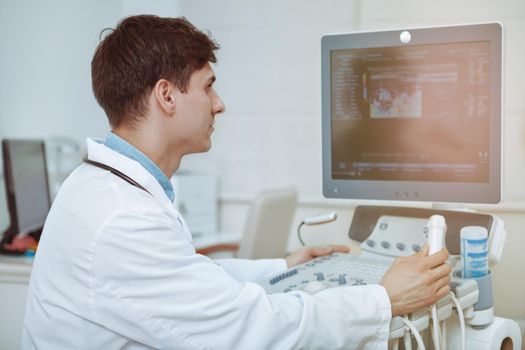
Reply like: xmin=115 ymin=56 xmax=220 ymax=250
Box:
xmin=22 ymin=15 xmax=451 ymax=349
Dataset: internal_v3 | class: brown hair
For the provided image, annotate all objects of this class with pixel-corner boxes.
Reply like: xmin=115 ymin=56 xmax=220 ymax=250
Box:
xmin=91 ymin=15 xmax=219 ymax=127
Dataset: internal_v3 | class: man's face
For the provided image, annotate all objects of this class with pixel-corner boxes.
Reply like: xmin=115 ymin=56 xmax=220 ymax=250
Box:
xmin=172 ymin=63 xmax=225 ymax=154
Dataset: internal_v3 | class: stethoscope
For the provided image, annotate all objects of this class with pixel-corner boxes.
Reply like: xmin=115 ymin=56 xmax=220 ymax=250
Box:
xmin=84 ymin=159 xmax=151 ymax=195
xmin=84 ymin=159 xmax=188 ymax=231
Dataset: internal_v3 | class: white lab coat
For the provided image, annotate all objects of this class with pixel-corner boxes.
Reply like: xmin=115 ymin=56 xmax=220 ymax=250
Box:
xmin=22 ymin=139 xmax=392 ymax=350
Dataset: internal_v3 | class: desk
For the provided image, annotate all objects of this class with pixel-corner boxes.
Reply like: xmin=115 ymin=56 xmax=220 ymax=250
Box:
xmin=0 ymin=255 xmax=33 ymax=284
xmin=0 ymin=231 xmax=241 ymax=282
xmin=193 ymin=231 xmax=242 ymax=256
xmin=0 ymin=255 xmax=33 ymax=349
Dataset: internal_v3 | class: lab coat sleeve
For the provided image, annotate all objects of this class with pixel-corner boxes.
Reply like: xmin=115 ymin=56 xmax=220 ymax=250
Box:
xmin=215 ymin=258 xmax=287 ymax=282
xmin=91 ymin=205 xmax=392 ymax=350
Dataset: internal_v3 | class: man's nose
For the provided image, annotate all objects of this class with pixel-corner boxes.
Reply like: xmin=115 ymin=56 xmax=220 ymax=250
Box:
xmin=213 ymin=93 xmax=226 ymax=115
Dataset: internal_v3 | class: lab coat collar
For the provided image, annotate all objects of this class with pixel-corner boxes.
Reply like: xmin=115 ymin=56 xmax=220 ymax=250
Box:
xmin=103 ymin=132 xmax=174 ymax=202
xmin=86 ymin=138 xmax=174 ymax=208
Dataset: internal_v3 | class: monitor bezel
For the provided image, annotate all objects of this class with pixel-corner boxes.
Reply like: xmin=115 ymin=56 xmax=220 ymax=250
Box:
xmin=321 ymin=23 xmax=503 ymax=204
xmin=1 ymin=139 xmax=51 ymax=240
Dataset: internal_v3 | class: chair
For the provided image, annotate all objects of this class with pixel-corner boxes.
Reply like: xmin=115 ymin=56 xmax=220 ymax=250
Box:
xmin=236 ymin=187 xmax=297 ymax=259
xmin=196 ymin=187 xmax=297 ymax=259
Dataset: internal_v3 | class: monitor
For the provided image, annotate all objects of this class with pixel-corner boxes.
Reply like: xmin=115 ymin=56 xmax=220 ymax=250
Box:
xmin=1 ymin=139 xmax=51 ymax=244
xmin=321 ymin=23 xmax=502 ymax=204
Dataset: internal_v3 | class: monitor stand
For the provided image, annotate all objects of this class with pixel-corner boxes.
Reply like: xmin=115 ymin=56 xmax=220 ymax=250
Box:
xmin=432 ymin=202 xmax=471 ymax=212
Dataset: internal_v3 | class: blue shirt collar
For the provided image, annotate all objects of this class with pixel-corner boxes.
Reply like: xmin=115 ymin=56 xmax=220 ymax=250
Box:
xmin=103 ymin=132 xmax=174 ymax=202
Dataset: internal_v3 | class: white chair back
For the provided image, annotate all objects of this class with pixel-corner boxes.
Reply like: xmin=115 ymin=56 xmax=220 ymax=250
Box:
xmin=237 ymin=187 xmax=297 ymax=259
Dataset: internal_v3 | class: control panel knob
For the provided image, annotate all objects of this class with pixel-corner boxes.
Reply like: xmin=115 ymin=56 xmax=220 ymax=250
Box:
xmin=301 ymin=281 xmax=329 ymax=294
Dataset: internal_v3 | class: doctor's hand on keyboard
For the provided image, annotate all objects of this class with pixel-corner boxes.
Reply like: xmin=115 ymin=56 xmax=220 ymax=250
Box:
xmin=379 ymin=243 xmax=451 ymax=317
xmin=285 ymin=245 xmax=350 ymax=268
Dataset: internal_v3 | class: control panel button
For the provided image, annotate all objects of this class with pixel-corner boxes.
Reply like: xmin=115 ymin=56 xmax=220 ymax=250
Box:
xmin=338 ymin=275 xmax=347 ymax=285
xmin=381 ymin=241 xmax=391 ymax=249
xmin=412 ymin=244 xmax=421 ymax=253
xmin=366 ymin=239 xmax=376 ymax=248
xmin=269 ymin=268 xmax=298 ymax=285
xmin=396 ymin=243 xmax=405 ymax=251
xmin=301 ymin=281 xmax=328 ymax=294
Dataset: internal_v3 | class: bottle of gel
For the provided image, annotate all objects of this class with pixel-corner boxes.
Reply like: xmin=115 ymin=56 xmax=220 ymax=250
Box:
xmin=460 ymin=226 xmax=489 ymax=278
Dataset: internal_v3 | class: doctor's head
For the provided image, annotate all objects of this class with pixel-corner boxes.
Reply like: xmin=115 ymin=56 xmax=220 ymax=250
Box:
xmin=91 ymin=15 xmax=225 ymax=154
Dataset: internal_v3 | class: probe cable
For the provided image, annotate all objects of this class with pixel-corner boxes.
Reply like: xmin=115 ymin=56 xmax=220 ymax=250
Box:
xmin=402 ymin=316 xmax=426 ymax=350
xmin=297 ymin=221 xmax=306 ymax=246
xmin=449 ymin=291 xmax=466 ymax=350
xmin=431 ymin=304 xmax=442 ymax=350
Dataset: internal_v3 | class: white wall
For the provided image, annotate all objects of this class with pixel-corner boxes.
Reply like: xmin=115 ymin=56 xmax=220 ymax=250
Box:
xmin=178 ymin=0 xmax=362 ymax=199
xmin=0 ymin=0 xmax=119 ymax=142
xmin=120 ymin=0 xmax=180 ymax=20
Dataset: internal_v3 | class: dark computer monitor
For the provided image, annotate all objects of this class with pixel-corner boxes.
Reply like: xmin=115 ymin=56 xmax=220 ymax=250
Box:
xmin=321 ymin=23 xmax=502 ymax=204
xmin=1 ymin=139 xmax=51 ymax=246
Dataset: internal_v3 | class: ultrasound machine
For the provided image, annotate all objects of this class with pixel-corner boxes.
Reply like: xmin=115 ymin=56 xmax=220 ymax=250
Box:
xmin=258 ymin=23 xmax=521 ymax=349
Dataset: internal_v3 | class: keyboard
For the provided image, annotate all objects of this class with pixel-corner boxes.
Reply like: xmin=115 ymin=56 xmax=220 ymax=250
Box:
xmin=258 ymin=253 xmax=393 ymax=294
xmin=258 ymin=252 xmax=445 ymax=338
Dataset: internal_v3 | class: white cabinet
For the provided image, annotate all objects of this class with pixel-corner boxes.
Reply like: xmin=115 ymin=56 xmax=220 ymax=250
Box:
xmin=0 ymin=256 xmax=32 ymax=349
xmin=171 ymin=173 xmax=218 ymax=238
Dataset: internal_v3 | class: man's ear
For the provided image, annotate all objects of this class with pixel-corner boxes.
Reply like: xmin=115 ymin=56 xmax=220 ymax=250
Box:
xmin=153 ymin=79 xmax=177 ymax=115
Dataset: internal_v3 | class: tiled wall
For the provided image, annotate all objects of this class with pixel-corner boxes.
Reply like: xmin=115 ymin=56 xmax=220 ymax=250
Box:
xmin=178 ymin=0 xmax=362 ymax=198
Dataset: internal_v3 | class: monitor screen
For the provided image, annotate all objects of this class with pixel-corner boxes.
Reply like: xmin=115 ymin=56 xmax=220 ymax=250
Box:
xmin=2 ymin=140 xmax=51 ymax=235
xmin=322 ymin=23 xmax=502 ymax=203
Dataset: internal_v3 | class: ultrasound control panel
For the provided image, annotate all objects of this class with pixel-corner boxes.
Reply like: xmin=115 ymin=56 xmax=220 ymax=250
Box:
xmin=362 ymin=215 xmax=428 ymax=257
xmin=259 ymin=253 xmax=392 ymax=294
xmin=258 ymin=252 xmax=407 ymax=336
xmin=257 ymin=216 xmax=441 ymax=338
xmin=259 ymin=216 xmax=431 ymax=295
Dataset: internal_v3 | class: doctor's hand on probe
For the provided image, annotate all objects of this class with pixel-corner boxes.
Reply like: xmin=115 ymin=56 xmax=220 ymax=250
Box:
xmin=285 ymin=245 xmax=349 ymax=267
xmin=380 ymin=243 xmax=452 ymax=316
